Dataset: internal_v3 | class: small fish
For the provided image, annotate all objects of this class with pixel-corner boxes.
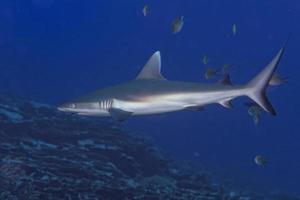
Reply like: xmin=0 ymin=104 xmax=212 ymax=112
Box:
xmin=232 ymin=24 xmax=237 ymax=36
xmin=205 ymin=67 xmax=220 ymax=80
xmin=171 ymin=16 xmax=184 ymax=34
xmin=269 ymin=74 xmax=288 ymax=86
xmin=245 ymin=102 xmax=262 ymax=124
xmin=222 ymin=64 xmax=232 ymax=74
xmin=254 ymin=155 xmax=267 ymax=166
xmin=202 ymin=55 xmax=209 ymax=65
xmin=143 ymin=5 xmax=149 ymax=17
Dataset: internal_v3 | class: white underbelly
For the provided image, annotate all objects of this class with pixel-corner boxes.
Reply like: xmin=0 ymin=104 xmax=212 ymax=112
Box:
xmin=109 ymin=89 xmax=243 ymax=116
xmin=113 ymin=99 xmax=188 ymax=115
xmin=78 ymin=109 xmax=110 ymax=116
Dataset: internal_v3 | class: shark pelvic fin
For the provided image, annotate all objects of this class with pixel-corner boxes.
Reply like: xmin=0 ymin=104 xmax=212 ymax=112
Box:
xmin=219 ymin=99 xmax=233 ymax=109
xmin=136 ymin=51 xmax=166 ymax=80
xmin=185 ymin=105 xmax=205 ymax=111
xmin=108 ymin=108 xmax=133 ymax=122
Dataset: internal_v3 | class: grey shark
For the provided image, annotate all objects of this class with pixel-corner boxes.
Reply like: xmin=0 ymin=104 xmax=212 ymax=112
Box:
xmin=58 ymin=44 xmax=286 ymax=121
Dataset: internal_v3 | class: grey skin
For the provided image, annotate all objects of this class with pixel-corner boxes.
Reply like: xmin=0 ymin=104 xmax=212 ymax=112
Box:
xmin=58 ymin=44 xmax=286 ymax=121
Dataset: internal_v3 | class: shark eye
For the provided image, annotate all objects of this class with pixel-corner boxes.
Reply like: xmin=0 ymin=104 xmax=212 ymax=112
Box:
xmin=69 ymin=103 xmax=76 ymax=108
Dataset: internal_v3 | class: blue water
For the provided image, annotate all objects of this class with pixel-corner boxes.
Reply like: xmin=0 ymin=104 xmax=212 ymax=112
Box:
xmin=0 ymin=0 xmax=299 ymax=195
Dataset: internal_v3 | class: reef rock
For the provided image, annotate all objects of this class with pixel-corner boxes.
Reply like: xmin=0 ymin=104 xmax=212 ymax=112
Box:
xmin=0 ymin=94 xmax=299 ymax=200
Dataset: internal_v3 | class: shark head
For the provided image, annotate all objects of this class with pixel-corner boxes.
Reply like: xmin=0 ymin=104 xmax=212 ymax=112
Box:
xmin=57 ymin=102 xmax=77 ymax=112
xmin=57 ymin=102 xmax=82 ymax=113
xmin=57 ymin=101 xmax=99 ymax=114
xmin=58 ymin=96 xmax=112 ymax=116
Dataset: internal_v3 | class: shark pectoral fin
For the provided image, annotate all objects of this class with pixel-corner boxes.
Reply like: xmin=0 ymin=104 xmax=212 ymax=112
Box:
xmin=108 ymin=108 xmax=133 ymax=122
xmin=219 ymin=99 xmax=233 ymax=109
xmin=185 ymin=105 xmax=205 ymax=111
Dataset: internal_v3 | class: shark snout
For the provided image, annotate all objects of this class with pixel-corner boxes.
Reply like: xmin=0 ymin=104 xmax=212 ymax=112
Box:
xmin=57 ymin=102 xmax=76 ymax=112
xmin=57 ymin=106 xmax=67 ymax=112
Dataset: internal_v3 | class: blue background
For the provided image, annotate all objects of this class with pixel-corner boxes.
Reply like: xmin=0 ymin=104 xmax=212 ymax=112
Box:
xmin=0 ymin=0 xmax=299 ymax=195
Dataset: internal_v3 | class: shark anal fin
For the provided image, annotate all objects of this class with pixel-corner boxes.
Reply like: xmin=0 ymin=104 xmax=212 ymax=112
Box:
xmin=219 ymin=99 xmax=233 ymax=109
xmin=108 ymin=108 xmax=133 ymax=122
xmin=185 ymin=105 xmax=205 ymax=111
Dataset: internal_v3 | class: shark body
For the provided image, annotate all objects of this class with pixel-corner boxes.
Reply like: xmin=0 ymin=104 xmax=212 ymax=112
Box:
xmin=58 ymin=45 xmax=286 ymax=121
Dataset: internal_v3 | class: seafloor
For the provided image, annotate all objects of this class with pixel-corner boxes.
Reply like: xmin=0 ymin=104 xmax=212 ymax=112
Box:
xmin=0 ymin=94 xmax=298 ymax=200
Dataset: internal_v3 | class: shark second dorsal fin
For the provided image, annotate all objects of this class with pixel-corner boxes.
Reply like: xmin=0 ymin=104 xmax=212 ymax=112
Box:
xmin=219 ymin=73 xmax=233 ymax=86
xmin=136 ymin=51 xmax=166 ymax=80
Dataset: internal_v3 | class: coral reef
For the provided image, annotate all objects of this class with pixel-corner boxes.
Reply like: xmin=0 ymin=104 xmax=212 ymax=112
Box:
xmin=0 ymin=94 xmax=299 ymax=200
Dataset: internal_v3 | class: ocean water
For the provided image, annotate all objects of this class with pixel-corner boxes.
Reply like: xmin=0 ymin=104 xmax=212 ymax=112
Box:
xmin=0 ymin=0 xmax=299 ymax=198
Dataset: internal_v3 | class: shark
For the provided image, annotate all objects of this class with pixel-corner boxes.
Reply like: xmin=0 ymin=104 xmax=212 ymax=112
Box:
xmin=58 ymin=44 xmax=286 ymax=122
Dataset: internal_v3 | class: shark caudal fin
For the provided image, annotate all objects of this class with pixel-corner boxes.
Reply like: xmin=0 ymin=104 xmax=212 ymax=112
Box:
xmin=246 ymin=43 xmax=287 ymax=115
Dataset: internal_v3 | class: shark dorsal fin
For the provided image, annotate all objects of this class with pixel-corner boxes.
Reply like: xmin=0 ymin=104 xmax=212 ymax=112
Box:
xmin=136 ymin=51 xmax=166 ymax=80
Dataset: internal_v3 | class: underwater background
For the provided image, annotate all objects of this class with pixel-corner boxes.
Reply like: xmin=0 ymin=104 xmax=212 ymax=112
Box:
xmin=0 ymin=0 xmax=299 ymax=198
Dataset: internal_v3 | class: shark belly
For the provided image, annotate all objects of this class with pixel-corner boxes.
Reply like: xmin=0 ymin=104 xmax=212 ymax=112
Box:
xmin=111 ymin=89 xmax=242 ymax=115
xmin=79 ymin=110 xmax=110 ymax=116
xmin=112 ymin=99 xmax=185 ymax=115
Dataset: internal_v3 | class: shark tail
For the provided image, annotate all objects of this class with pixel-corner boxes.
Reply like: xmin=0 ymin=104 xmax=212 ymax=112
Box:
xmin=245 ymin=43 xmax=286 ymax=115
